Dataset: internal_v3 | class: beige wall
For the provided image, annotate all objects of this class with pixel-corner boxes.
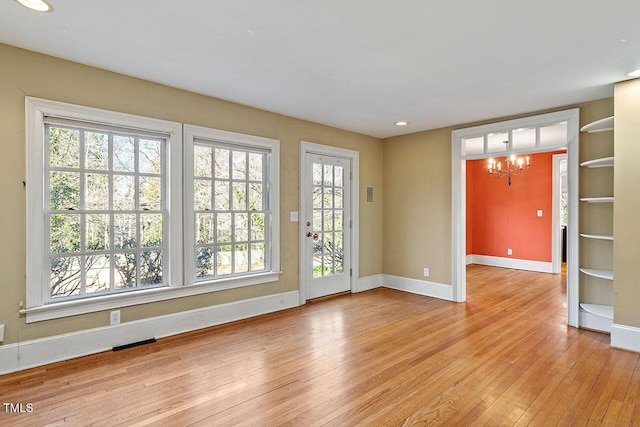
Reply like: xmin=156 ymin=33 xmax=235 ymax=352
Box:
xmin=614 ymin=79 xmax=640 ymax=328
xmin=0 ymin=43 xmax=383 ymax=345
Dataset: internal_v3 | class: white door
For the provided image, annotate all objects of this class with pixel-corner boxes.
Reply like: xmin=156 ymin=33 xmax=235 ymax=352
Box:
xmin=303 ymin=153 xmax=351 ymax=299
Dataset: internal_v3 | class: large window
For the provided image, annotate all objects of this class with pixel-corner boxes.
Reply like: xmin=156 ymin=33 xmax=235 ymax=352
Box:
xmin=46 ymin=121 xmax=167 ymax=301
xmin=25 ymin=99 xmax=280 ymax=322
xmin=183 ymin=125 xmax=280 ymax=287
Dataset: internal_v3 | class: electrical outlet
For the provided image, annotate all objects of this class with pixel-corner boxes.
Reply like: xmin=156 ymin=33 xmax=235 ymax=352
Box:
xmin=423 ymin=268 xmax=430 ymax=277
xmin=537 ymin=210 xmax=543 ymax=217
xmin=0 ymin=324 xmax=4 ymax=343
xmin=507 ymin=248 xmax=513 ymax=256
xmin=110 ymin=310 xmax=121 ymax=325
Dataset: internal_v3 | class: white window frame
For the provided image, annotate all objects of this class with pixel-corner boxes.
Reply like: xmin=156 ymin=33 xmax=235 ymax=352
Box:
xmin=24 ymin=99 xmax=281 ymax=323
xmin=183 ymin=124 xmax=280 ymax=288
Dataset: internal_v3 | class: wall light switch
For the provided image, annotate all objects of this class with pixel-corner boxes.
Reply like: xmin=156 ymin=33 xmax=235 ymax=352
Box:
xmin=290 ymin=211 xmax=299 ymax=222
xmin=537 ymin=210 xmax=543 ymax=217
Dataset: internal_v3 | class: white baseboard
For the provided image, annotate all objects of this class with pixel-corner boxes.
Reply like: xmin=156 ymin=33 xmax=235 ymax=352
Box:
xmin=611 ymin=323 xmax=640 ymax=353
xmin=356 ymin=274 xmax=382 ymax=292
xmin=467 ymin=254 xmax=553 ymax=273
xmin=0 ymin=291 xmax=300 ymax=376
xmin=382 ymin=274 xmax=453 ymax=301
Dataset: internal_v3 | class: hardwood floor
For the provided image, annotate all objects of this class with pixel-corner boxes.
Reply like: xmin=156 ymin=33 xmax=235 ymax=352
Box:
xmin=1 ymin=265 xmax=639 ymax=426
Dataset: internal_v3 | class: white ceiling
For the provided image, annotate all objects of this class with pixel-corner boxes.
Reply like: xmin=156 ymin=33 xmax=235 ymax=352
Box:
xmin=1 ymin=1 xmax=639 ymax=138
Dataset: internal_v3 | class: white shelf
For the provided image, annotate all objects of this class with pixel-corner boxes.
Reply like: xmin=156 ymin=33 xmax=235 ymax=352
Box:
xmin=580 ymin=303 xmax=613 ymax=319
xmin=580 ymin=233 xmax=613 ymax=241
xmin=579 ymin=268 xmax=613 ymax=280
xmin=579 ymin=304 xmax=613 ymax=333
xmin=580 ymin=197 xmax=614 ymax=203
xmin=580 ymin=116 xmax=614 ymax=133
xmin=580 ymin=157 xmax=614 ymax=168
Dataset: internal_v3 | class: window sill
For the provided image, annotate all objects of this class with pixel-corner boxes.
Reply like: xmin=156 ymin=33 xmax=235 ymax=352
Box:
xmin=22 ymin=272 xmax=282 ymax=323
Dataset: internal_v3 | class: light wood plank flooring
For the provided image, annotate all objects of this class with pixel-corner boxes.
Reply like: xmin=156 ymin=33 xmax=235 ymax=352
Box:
xmin=1 ymin=265 xmax=639 ymax=426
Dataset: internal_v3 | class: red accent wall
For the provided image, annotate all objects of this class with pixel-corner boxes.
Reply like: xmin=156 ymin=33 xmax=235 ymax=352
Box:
xmin=466 ymin=151 xmax=564 ymax=261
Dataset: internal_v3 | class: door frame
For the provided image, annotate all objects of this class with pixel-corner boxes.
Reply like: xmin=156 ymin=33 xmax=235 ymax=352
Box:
xmin=552 ymin=153 xmax=568 ymax=274
xmin=299 ymin=141 xmax=359 ymax=305
xmin=451 ymin=108 xmax=580 ymax=327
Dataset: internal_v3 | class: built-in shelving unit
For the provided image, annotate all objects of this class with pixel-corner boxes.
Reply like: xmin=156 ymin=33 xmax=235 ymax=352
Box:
xmin=579 ymin=116 xmax=614 ymax=133
xmin=579 ymin=116 xmax=614 ymax=334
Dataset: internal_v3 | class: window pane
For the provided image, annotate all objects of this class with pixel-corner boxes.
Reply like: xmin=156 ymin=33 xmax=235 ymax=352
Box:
xmin=50 ymin=214 xmax=80 ymax=253
xmin=113 ymin=175 xmax=135 ymax=210
xmin=487 ymin=132 xmax=509 ymax=153
xmin=114 ymin=253 xmax=136 ymax=289
xmin=462 ymin=136 xmax=484 ymax=156
xmin=141 ymin=213 xmax=162 ymax=247
xmin=512 ymin=127 xmax=536 ymax=151
xmin=85 ymin=173 xmax=109 ymax=210
xmin=248 ymin=183 xmax=262 ymax=211
xmin=313 ymin=164 xmax=322 ymax=185
xmin=214 ymin=181 xmax=230 ymax=211
xmin=313 ymin=209 xmax=322 ymax=232
xmin=140 ymin=251 xmax=162 ymax=285
xmin=334 ymin=166 xmax=344 ymax=187
xmin=323 ymin=211 xmax=334 ymax=231
xmin=216 ymin=213 xmax=232 ymax=243
xmin=139 ymin=176 xmax=162 ymax=210
xmin=85 ymin=254 xmax=110 ymax=294
xmin=250 ymin=213 xmax=265 ymax=241
xmin=196 ymin=213 xmax=215 ymax=244
xmin=313 ymin=186 xmax=322 ymax=208
xmin=540 ymin=122 xmax=567 ymax=147
xmin=323 ymin=187 xmax=334 ymax=209
xmin=334 ymin=188 xmax=343 ymax=209
xmin=50 ymin=171 xmax=80 ymax=210
xmin=248 ymin=153 xmax=263 ymax=181
xmin=196 ymin=247 xmax=214 ymax=279
xmin=312 ymin=255 xmax=323 ymax=278
xmin=139 ymin=139 xmax=162 ymax=174
xmin=214 ymin=148 xmax=230 ymax=179
xmin=50 ymin=256 xmax=81 ymax=298
xmin=217 ymin=245 xmax=232 ymax=275
xmin=85 ymin=132 xmax=109 ymax=170
xmin=86 ymin=214 xmax=109 ymax=251
xmin=49 ymin=127 xmax=80 ymax=169
xmin=251 ymin=243 xmax=265 ymax=271
xmin=232 ymin=182 xmax=247 ymax=211
xmin=334 ymin=211 xmax=343 ymax=231
xmin=114 ymin=214 xmax=137 ymax=249
xmin=235 ymin=213 xmax=248 ymax=242
xmin=113 ymin=135 xmax=135 ymax=172
xmin=194 ymin=179 xmax=212 ymax=211
xmin=232 ymin=151 xmax=247 ymax=180
xmin=334 ymin=232 xmax=344 ymax=273
xmin=194 ymin=145 xmax=212 ymax=178
xmin=323 ymin=165 xmax=333 ymax=186
xmin=235 ymin=244 xmax=249 ymax=273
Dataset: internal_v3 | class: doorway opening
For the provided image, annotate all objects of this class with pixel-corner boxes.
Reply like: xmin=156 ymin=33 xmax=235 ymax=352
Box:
xmin=451 ymin=109 xmax=580 ymax=327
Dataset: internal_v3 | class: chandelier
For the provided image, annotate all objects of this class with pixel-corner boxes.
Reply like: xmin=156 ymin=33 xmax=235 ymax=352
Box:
xmin=488 ymin=141 xmax=530 ymax=186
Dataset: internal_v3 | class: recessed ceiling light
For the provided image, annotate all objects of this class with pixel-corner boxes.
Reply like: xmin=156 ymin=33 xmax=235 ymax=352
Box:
xmin=395 ymin=121 xmax=408 ymax=126
xmin=14 ymin=0 xmax=53 ymax=12
xmin=627 ymin=69 xmax=640 ymax=78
